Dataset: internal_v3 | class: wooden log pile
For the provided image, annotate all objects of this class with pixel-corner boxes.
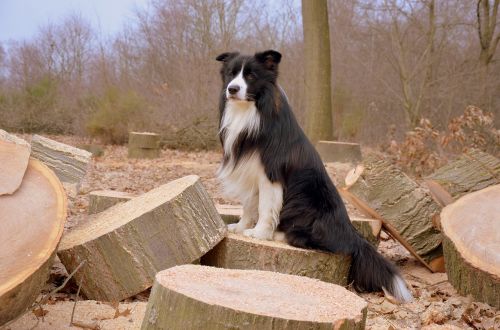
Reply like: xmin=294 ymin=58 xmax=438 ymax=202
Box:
xmin=4 ymin=129 xmax=499 ymax=328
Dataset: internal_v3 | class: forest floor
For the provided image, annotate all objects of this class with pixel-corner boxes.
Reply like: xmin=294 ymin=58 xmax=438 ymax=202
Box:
xmin=6 ymin=136 xmax=499 ymax=330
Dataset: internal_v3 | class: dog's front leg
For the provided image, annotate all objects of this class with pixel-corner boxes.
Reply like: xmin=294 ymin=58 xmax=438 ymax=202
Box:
xmin=243 ymin=177 xmax=283 ymax=240
xmin=228 ymin=192 xmax=258 ymax=233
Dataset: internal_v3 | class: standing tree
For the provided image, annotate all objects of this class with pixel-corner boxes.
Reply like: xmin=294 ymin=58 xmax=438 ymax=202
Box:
xmin=477 ymin=0 xmax=499 ymax=110
xmin=477 ymin=0 xmax=500 ymax=67
xmin=302 ymin=0 xmax=333 ymax=142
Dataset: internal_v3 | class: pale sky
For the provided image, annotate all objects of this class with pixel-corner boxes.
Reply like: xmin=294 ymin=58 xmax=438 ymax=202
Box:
xmin=0 ymin=0 xmax=149 ymax=43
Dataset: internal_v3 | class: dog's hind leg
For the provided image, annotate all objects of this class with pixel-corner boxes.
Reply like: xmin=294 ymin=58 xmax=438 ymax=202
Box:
xmin=243 ymin=177 xmax=283 ymax=240
xmin=228 ymin=192 xmax=258 ymax=234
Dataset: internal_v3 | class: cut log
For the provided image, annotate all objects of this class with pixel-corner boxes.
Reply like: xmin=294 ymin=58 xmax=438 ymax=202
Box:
xmin=216 ymin=204 xmax=381 ymax=245
xmin=346 ymin=156 xmax=442 ymax=265
xmin=88 ymin=190 xmax=135 ymax=214
xmin=128 ymin=132 xmax=160 ymax=149
xmin=31 ymin=135 xmax=92 ymax=191
xmin=0 ymin=130 xmax=31 ymax=195
xmin=426 ymin=149 xmax=500 ymax=199
xmin=351 ymin=216 xmax=382 ymax=247
xmin=0 ymin=159 xmax=67 ymax=325
xmin=58 ymin=175 xmax=226 ymax=301
xmin=315 ymin=141 xmax=362 ymax=163
xmin=128 ymin=132 xmax=160 ymax=159
xmin=201 ymin=233 xmax=351 ymax=284
xmin=441 ymin=185 xmax=500 ymax=308
xmin=141 ymin=265 xmax=368 ymax=330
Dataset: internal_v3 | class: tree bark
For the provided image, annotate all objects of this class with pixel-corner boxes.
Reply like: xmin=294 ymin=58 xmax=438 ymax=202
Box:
xmin=441 ymin=185 xmax=500 ymax=308
xmin=201 ymin=233 xmax=351 ymax=285
xmin=0 ymin=159 xmax=67 ymax=325
xmin=346 ymin=156 xmax=442 ymax=264
xmin=302 ymin=0 xmax=333 ymax=142
xmin=58 ymin=175 xmax=226 ymax=301
xmin=141 ymin=265 xmax=367 ymax=330
xmin=426 ymin=148 xmax=500 ymax=199
xmin=31 ymin=134 xmax=92 ymax=191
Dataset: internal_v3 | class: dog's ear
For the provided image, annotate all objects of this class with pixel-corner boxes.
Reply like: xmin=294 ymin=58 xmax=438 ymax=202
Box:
xmin=255 ymin=50 xmax=282 ymax=71
xmin=216 ymin=52 xmax=239 ymax=63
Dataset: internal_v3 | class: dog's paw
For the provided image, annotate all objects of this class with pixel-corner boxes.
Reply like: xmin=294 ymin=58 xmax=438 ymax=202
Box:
xmin=243 ymin=228 xmax=273 ymax=240
xmin=227 ymin=223 xmax=246 ymax=234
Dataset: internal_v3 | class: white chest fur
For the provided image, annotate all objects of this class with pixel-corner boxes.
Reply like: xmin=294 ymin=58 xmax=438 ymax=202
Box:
xmin=219 ymin=101 xmax=260 ymax=157
xmin=218 ymin=101 xmax=262 ymax=201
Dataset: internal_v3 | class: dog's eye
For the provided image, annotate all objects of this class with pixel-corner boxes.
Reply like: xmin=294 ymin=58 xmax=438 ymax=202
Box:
xmin=246 ymin=73 xmax=256 ymax=81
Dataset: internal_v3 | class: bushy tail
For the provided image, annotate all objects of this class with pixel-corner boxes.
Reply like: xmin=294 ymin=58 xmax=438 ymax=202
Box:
xmin=349 ymin=238 xmax=413 ymax=303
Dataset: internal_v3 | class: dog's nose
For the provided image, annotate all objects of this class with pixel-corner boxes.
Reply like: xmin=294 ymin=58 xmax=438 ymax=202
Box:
xmin=228 ymin=85 xmax=240 ymax=95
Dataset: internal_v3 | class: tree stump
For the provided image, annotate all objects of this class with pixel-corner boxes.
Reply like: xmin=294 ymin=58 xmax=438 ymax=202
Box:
xmin=426 ymin=149 xmax=500 ymax=199
xmin=201 ymin=233 xmax=351 ymax=285
xmin=346 ymin=156 xmax=442 ymax=264
xmin=128 ymin=132 xmax=160 ymax=159
xmin=141 ymin=265 xmax=368 ymax=330
xmin=88 ymin=190 xmax=135 ymax=214
xmin=31 ymin=135 xmax=92 ymax=192
xmin=58 ymin=175 xmax=226 ymax=301
xmin=0 ymin=130 xmax=30 ymax=195
xmin=216 ymin=204 xmax=380 ymax=245
xmin=315 ymin=141 xmax=362 ymax=163
xmin=0 ymin=159 xmax=67 ymax=325
xmin=441 ymin=185 xmax=500 ymax=308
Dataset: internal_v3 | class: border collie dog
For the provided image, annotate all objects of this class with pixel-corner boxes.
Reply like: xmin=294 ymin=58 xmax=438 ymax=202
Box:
xmin=216 ymin=50 xmax=413 ymax=302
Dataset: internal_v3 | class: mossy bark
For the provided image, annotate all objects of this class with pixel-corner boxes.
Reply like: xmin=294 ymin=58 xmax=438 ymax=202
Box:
xmin=442 ymin=235 xmax=499 ymax=308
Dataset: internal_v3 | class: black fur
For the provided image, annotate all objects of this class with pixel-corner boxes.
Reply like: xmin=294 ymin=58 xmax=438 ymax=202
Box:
xmin=216 ymin=50 xmax=409 ymax=300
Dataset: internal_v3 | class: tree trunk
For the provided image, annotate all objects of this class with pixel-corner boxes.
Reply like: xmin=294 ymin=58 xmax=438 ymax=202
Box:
xmin=58 ymin=175 xmax=226 ymax=301
xmin=141 ymin=265 xmax=367 ymax=330
xmin=31 ymin=134 xmax=92 ymax=192
xmin=346 ymin=156 xmax=442 ymax=264
xmin=0 ymin=159 xmax=67 ymax=325
xmin=201 ymin=233 xmax=351 ymax=285
xmin=426 ymin=149 xmax=500 ymax=199
xmin=441 ymin=185 xmax=500 ymax=308
xmin=302 ymin=0 xmax=333 ymax=143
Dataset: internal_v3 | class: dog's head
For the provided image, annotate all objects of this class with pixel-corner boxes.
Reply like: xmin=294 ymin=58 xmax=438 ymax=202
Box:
xmin=215 ymin=50 xmax=281 ymax=102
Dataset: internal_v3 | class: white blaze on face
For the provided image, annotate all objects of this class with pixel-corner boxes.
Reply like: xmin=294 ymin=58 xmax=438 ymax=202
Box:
xmin=226 ymin=65 xmax=247 ymax=101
